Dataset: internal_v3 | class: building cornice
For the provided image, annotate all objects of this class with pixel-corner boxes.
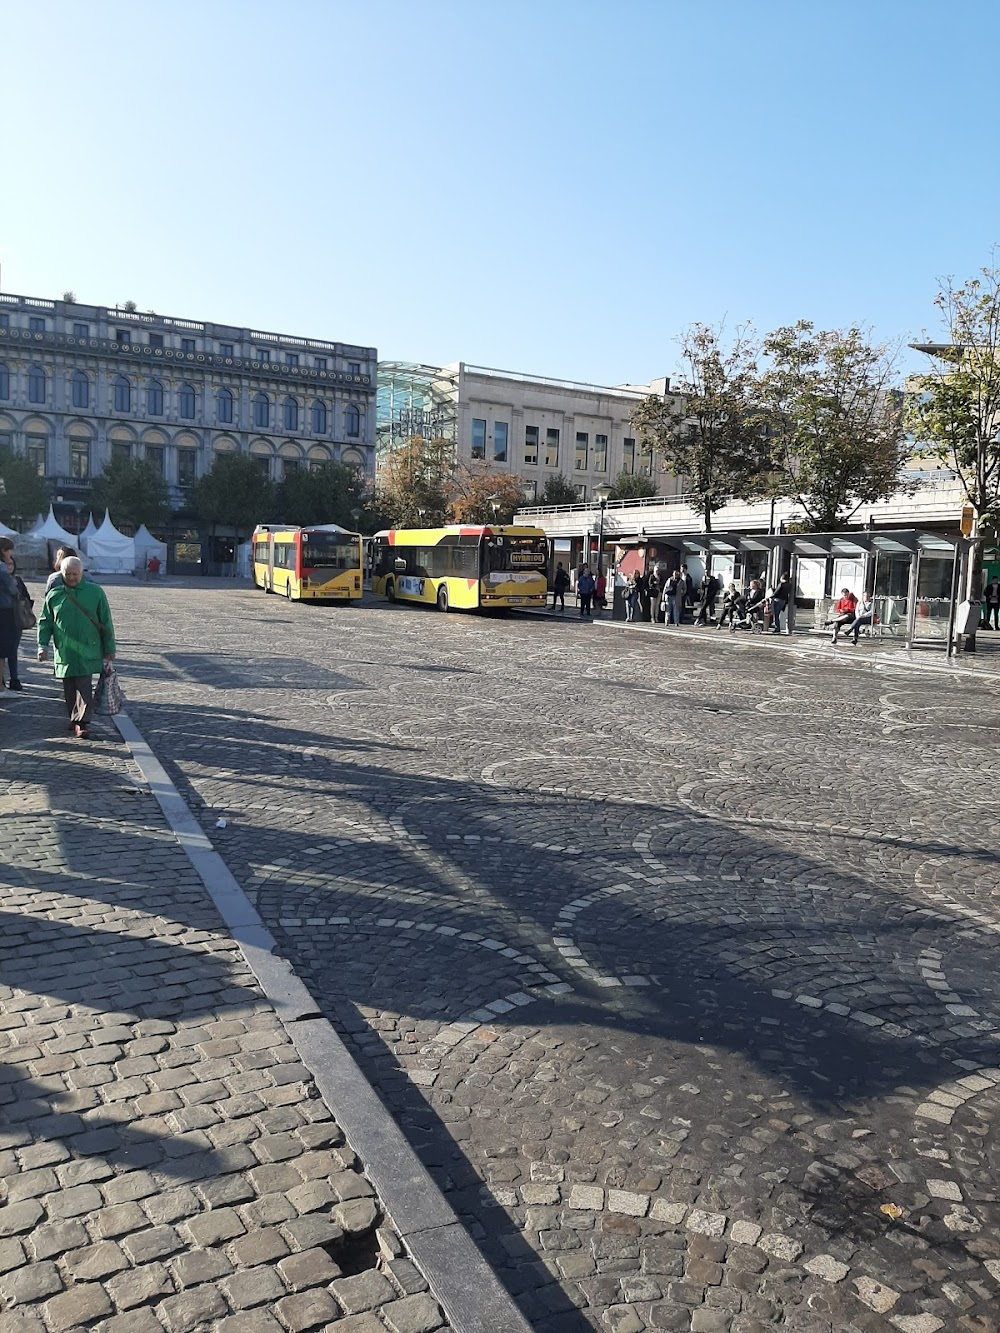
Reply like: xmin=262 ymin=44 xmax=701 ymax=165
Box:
xmin=0 ymin=328 xmax=374 ymax=394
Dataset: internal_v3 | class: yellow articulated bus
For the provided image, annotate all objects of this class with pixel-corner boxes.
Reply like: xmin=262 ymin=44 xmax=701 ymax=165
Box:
xmin=371 ymin=525 xmax=548 ymax=612
xmin=252 ymin=524 xmax=363 ymax=602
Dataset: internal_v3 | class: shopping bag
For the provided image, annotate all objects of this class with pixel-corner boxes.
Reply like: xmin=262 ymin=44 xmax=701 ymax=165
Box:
xmin=95 ymin=661 xmax=124 ymax=716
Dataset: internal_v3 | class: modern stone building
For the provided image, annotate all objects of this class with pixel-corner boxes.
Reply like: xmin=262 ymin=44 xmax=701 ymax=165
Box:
xmin=377 ymin=360 xmax=677 ymax=503
xmin=0 ymin=291 xmax=376 ymax=556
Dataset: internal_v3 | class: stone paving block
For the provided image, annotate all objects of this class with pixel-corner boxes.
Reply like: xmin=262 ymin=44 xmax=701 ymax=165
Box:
xmin=220 ymin=1263 xmax=287 ymax=1309
xmin=44 ymin=1282 xmax=114 ymax=1330
xmin=330 ymin=1269 xmax=397 ymax=1314
xmin=276 ymin=1246 xmax=341 ymax=1290
xmin=274 ymin=1288 xmax=339 ymax=1330
xmin=380 ymin=1292 xmax=446 ymax=1333
xmin=157 ymin=1284 xmax=229 ymax=1332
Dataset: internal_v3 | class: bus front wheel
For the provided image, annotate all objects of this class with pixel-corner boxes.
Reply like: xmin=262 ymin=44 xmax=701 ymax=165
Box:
xmin=437 ymin=586 xmax=449 ymax=612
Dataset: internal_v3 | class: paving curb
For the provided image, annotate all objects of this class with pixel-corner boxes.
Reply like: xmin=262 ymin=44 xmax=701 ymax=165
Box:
xmin=516 ymin=607 xmax=1000 ymax=680
xmin=113 ymin=711 xmax=533 ymax=1333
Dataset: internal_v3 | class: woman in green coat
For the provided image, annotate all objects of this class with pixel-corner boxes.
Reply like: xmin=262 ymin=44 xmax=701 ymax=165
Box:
xmin=37 ymin=557 xmax=117 ymax=737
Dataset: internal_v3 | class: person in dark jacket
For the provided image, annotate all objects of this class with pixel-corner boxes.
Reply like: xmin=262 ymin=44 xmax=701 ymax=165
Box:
xmin=770 ymin=571 xmax=793 ymax=633
xmin=0 ymin=538 xmax=20 ymax=693
xmin=694 ymin=573 xmax=719 ymax=627
xmin=637 ymin=572 xmax=651 ymax=622
xmin=3 ymin=552 xmax=31 ymax=689
xmin=577 ymin=566 xmax=595 ymax=617
xmin=551 ymin=562 xmax=570 ymax=611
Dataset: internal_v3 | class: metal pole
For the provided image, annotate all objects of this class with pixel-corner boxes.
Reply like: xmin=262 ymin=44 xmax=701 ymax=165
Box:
xmin=597 ymin=502 xmax=606 ymax=574
xmin=787 ymin=553 xmax=797 ymax=635
xmin=904 ymin=551 xmax=920 ymax=649
xmin=945 ymin=539 xmax=962 ymax=660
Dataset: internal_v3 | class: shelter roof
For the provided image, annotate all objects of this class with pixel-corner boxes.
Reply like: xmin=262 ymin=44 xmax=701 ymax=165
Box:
xmin=633 ymin=529 xmax=959 ymax=560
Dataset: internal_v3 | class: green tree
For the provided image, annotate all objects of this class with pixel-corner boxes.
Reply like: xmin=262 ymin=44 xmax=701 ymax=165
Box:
xmin=760 ymin=321 xmax=907 ymax=531
xmin=539 ymin=472 xmax=580 ymax=505
xmin=631 ymin=322 xmax=767 ymax=531
xmin=449 ymin=467 xmax=527 ymax=523
xmin=909 ymin=261 xmax=1000 ymax=631
xmin=90 ymin=457 xmax=170 ymax=528
xmin=280 ymin=462 xmax=373 ymax=529
xmin=0 ymin=448 xmax=50 ymax=526
xmin=607 ymin=469 xmax=657 ymax=501
xmin=376 ymin=436 xmax=454 ymax=527
xmin=189 ymin=453 xmax=276 ymax=542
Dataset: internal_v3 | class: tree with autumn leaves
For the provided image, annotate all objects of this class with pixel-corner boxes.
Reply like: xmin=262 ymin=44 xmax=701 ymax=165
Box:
xmin=377 ymin=436 xmax=527 ymax=527
xmin=632 ymin=320 xmax=908 ymax=532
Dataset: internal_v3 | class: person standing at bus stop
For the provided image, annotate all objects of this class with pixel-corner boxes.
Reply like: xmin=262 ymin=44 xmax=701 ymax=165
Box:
xmin=577 ymin=566 xmax=595 ymax=617
xmin=551 ymin=562 xmax=570 ymax=611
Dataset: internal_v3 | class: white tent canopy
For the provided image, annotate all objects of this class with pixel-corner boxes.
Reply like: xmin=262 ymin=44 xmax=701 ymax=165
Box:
xmin=31 ymin=506 xmax=77 ymax=546
xmin=78 ymin=513 xmax=98 ymax=553
xmin=0 ymin=518 xmax=18 ymax=539
xmin=26 ymin=512 xmax=48 ymax=535
xmin=133 ymin=524 xmax=167 ymax=574
xmin=87 ymin=509 xmax=135 ymax=574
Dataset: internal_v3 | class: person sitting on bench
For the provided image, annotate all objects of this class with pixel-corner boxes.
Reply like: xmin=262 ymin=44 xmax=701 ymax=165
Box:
xmin=825 ymin=588 xmax=858 ymax=644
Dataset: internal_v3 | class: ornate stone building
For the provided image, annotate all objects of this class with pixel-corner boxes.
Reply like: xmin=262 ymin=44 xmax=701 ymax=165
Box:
xmin=0 ymin=291 xmax=376 ymax=545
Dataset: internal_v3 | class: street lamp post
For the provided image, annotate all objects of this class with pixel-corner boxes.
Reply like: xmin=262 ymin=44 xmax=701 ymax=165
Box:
xmin=592 ymin=483 xmax=612 ymax=574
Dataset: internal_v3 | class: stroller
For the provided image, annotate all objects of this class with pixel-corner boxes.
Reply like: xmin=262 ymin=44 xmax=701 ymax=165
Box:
xmin=729 ymin=596 xmax=766 ymax=634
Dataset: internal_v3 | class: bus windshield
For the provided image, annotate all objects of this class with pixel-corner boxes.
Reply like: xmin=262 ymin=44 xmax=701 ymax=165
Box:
xmin=300 ymin=531 xmax=361 ymax=569
xmin=484 ymin=534 xmax=548 ymax=574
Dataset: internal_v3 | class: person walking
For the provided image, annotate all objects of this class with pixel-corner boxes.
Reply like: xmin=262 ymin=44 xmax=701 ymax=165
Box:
xmin=37 ymin=556 xmax=117 ymax=738
xmin=3 ymin=551 xmax=32 ymax=690
xmin=0 ymin=538 xmax=20 ymax=694
xmin=44 ymin=545 xmax=89 ymax=593
xmin=577 ymin=566 xmax=595 ymax=618
xmin=694 ymin=571 xmax=719 ymax=627
xmin=984 ymin=575 xmax=1000 ymax=630
xmin=551 ymin=562 xmax=570 ymax=612
xmin=770 ymin=570 xmax=793 ymax=634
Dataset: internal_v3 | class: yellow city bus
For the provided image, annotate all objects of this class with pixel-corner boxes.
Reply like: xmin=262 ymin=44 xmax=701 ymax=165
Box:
xmin=371 ymin=525 xmax=548 ymax=611
xmin=252 ymin=524 xmax=363 ymax=602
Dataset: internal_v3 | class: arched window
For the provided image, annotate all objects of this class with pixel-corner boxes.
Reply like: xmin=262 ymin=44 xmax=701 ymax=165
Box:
xmin=179 ymin=382 xmax=196 ymax=418
xmin=28 ymin=364 xmax=46 ymax=404
xmin=345 ymin=404 xmax=360 ymax=438
xmin=217 ymin=386 xmax=234 ymax=424
xmin=283 ymin=395 xmax=298 ymax=431
xmin=0 ymin=363 xmax=9 ymax=401
xmin=147 ymin=377 xmax=164 ymax=416
xmin=113 ymin=374 xmax=131 ymax=412
xmin=310 ymin=399 xmax=327 ymax=434
xmin=253 ymin=392 xmax=269 ymax=428
xmin=71 ymin=369 xmax=89 ymax=409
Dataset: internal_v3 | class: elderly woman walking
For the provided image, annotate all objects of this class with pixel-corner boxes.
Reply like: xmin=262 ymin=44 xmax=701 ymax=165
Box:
xmin=37 ymin=557 xmax=117 ymax=738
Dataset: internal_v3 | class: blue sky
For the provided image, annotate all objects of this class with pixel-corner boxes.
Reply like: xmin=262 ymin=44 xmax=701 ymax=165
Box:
xmin=3 ymin=0 xmax=999 ymax=385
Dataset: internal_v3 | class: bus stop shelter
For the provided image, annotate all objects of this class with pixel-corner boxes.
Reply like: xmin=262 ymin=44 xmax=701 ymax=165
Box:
xmin=622 ymin=528 xmax=969 ymax=649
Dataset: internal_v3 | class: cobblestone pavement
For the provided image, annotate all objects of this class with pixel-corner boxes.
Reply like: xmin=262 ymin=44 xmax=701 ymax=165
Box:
xmin=0 ymin=670 xmax=451 ymax=1331
xmin=20 ymin=581 xmax=1000 ymax=1333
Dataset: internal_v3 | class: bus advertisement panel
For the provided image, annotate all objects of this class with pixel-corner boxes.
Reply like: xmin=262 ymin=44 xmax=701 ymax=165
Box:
xmin=252 ymin=524 xmax=363 ymax=602
xmin=371 ymin=525 xmax=548 ymax=611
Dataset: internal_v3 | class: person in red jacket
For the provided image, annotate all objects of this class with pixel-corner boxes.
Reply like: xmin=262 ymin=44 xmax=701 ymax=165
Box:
xmin=594 ymin=569 xmax=607 ymax=617
xmin=824 ymin=588 xmax=858 ymax=644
